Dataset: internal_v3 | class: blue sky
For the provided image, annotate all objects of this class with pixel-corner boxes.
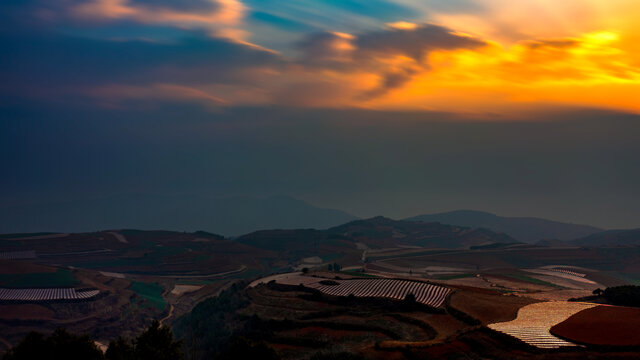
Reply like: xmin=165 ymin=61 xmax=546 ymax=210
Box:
xmin=1 ymin=0 xmax=640 ymax=229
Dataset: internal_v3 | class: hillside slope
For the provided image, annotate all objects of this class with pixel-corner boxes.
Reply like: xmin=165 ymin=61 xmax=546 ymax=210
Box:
xmin=406 ymin=210 xmax=601 ymax=243
xmin=571 ymin=228 xmax=640 ymax=247
xmin=237 ymin=216 xmax=516 ymax=259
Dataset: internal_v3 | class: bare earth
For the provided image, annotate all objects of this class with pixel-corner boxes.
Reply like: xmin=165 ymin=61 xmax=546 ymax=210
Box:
xmin=170 ymin=284 xmax=204 ymax=296
xmin=107 ymin=232 xmax=128 ymax=244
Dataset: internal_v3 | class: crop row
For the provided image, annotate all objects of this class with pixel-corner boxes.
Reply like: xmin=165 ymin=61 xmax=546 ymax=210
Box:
xmin=488 ymin=301 xmax=597 ymax=349
xmin=308 ymin=279 xmax=450 ymax=308
xmin=0 ymin=250 xmax=37 ymax=260
xmin=490 ymin=326 xmax=577 ymax=348
xmin=549 ymin=267 xmax=586 ymax=278
xmin=0 ymin=288 xmax=99 ymax=301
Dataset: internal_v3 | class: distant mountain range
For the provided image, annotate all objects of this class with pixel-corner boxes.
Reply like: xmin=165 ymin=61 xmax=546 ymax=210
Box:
xmin=405 ymin=210 xmax=602 ymax=243
xmin=0 ymin=194 xmax=357 ymax=236
xmin=237 ymin=216 xmax=517 ymax=256
xmin=570 ymin=228 xmax=640 ymax=247
xmin=1 ymin=197 xmax=620 ymax=244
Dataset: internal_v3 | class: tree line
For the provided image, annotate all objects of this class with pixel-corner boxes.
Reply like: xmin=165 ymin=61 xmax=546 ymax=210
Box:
xmin=3 ymin=320 xmax=183 ymax=360
xmin=593 ymin=285 xmax=640 ymax=307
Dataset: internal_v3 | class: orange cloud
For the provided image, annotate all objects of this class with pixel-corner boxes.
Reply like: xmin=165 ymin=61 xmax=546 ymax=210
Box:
xmin=361 ymin=30 xmax=640 ymax=113
xmin=387 ymin=21 xmax=418 ymax=30
xmin=73 ymin=0 xmax=246 ymax=41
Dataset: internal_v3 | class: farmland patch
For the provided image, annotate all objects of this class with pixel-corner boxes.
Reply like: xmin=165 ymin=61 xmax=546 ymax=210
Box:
xmin=0 ymin=287 xmax=99 ymax=301
xmin=488 ymin=301 xmax=597 ymax=348
xmin=307 ymin=278 xmax=451 ymax=308
xmin=0 ymin=268 xmax=77 ymax=288
xmin=0 ymin=304 xmax=54 ymax=320
xmin=551 ymin=305 xmax=640 ymax=347
xmin=436 ymin=273 xmax=476 ymax=280
xmin=448 ymin=290 xmax=537 ymax=325
xmin=171 ymin=284 xmax=204 ymax=296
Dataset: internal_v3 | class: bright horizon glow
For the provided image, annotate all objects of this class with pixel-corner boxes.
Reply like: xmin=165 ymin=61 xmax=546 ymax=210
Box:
xmin=3 ymin=0 xmax=640 ymax=114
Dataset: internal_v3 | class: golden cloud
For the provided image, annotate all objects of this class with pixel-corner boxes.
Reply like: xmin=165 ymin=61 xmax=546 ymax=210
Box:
xmin=73 ymin=0 xmax=246 ymax=41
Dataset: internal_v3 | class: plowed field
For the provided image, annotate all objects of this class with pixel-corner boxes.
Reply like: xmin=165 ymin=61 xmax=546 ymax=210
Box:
xmin=551 ymin=305 xmax=640 ymax=347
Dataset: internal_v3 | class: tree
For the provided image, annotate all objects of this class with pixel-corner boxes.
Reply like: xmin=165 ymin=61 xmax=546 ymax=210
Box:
xmin=2 ymin=332 xmax=49 ymax=360
xmin=214 ymin=337 xmax=280 ymax=360
xmin=5 ymin=321 xmax=184 ymax=360
xmin=404 ymin=292 xmax=417 ymax=305
xmin=592 ymin=288 xmax=603 ymax=296
xmin=134 ymin=320 xmax=184 ymax=360
xmin=603 ymin=285 xmax=640 ymax=307
xmin=105 ymin=337 xmax=134 ymax=360
xmin=302 ymin=267 xmax=309 ymax=274
xmin=328 ymin=264 xmax=333 ymax=271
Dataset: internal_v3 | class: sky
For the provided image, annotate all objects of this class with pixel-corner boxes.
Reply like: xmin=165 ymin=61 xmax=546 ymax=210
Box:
xmin=2 ymin=0 xmax=640 ymax=112
xmin=1 ymin=0 xmax=640 ymax=229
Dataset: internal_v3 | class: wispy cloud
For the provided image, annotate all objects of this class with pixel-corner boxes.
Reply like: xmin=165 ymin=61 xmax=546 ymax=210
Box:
xmin=72 ymin=0 xmax=246 ymax=41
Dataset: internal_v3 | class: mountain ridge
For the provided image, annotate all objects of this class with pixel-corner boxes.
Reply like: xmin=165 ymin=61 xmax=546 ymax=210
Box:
xmin=236 ymin=216 xmax=518 ymax=257
xmin=405 ymin=210 xmax=602 ymax=243
xmin=571 ymin=228 xmax=640 ymax=247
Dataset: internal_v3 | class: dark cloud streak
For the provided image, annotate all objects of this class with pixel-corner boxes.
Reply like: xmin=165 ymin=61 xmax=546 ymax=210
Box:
xmin=296 ymin=24 xmax=487 ymax=97
xmin=0 ymin=28 xmax=283 ymax=102
xmin=355 ymin=24 xmax=486 ymax=61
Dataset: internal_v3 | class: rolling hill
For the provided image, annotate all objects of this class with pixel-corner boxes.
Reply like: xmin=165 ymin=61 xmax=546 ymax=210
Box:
xmin=405 ymin=210 xmax=602 ymax=243
xmin=237 ymin=216 xmax=517 ymax=259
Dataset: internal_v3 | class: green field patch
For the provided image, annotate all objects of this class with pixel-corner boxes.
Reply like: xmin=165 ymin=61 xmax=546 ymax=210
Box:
xmin=0 ymin=269 xmax=78 ymax=288
xmin=503 ymin=273 xmax=563 ymax=288
xmin=178 ymin=279 xmax=216 ymax=285
xmin=435 ymin=273 xmax=475 ymax=280
xmin=130 ymin=281 xmax=166 ymax=310
xmin=228 ymin=268 xmax=261 ymax=280
xmin=470 ymin=243 xmax=518 ymax=250
xmin=191 ymin=254 xmax=211 ymax=263
xmin=499 ymin=253 xmax=542 ymax=268
xmin=75 ymin=244 xmax=188 ymax=270
xmin=320 ymin=253 xmax=343 ymax=262
xmin=610 ymin=272 xmax=640 ymax=286
xmin=367 ymin=249 xmax=457 ymax=261
xmin=77 ymin=258 xmax=157 ymax=269
xmin=337 ymin=270 xmax=378 ymax=278
xmin=495 ymin=289 xmax=516 ymax=294
xmin=0 ymin=232 xmax=60 ymax=239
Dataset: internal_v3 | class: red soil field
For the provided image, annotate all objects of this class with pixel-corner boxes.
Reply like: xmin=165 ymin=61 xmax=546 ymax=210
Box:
xmin=0 ymin=260 xmax=55 ymax=274
xmin=0 ymin=304 xmax=54 ymax=320
xmin=551 ymin=305 xmax=640 ymax=346
xmin=282 ymin=326 xmax=388 ymax=340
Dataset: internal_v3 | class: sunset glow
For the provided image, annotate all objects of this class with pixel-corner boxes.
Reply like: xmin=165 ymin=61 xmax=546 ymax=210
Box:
xmin=2 ymin=0 xmax=639 ymax=114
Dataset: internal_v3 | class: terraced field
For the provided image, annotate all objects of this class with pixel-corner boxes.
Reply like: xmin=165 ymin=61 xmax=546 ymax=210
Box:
xmin=307 ymin=279 xmax=451 ymax=308
xmin=0 ymin=288 xmax=99 ymax=301
xmin=488 ymin=301 xmax=598 ymax=348
xmin=0 ymin=251 xmax=36 ymax=260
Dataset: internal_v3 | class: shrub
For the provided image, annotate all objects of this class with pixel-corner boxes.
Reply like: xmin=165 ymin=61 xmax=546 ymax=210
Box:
xmin=3 ymin=329 xmax=104 ymax=360
xmin=603 ymin=285 xmax=640 ymax=307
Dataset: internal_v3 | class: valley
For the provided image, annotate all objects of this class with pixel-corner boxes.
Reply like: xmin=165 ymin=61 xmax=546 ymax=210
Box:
xmin=2 ymin=217 xmax=640 ymax=358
